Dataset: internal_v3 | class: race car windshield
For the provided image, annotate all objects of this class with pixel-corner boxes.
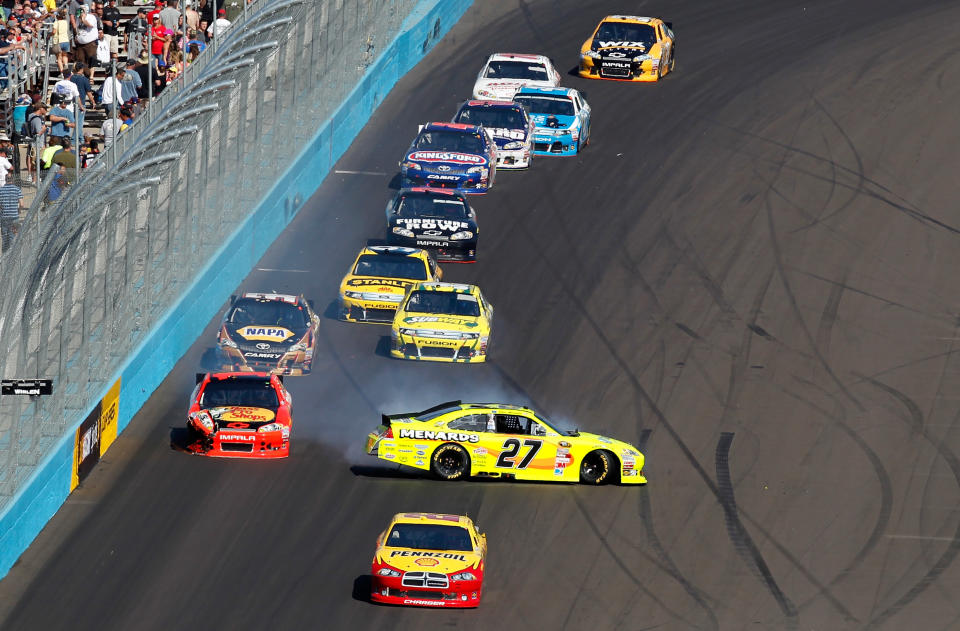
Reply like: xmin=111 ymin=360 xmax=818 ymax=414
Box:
xmin=405 ymin=291 xmax=481 ymax=317
xmin=387 ymin=524 xmax=473 ymax=552
xmin=354 ymin=254 xmax=428 ymax=280
xmin=484 ymin=60 xmax=548 ymax=80
xmin=227 ymin=298 xmax=308 ymax=331
xmin=201 ymin=379 xmax=279 ymax=409
xmin=594 ymin=22 xmax=657 ymax=48
xmin=514 ymin=95 xmax=575 ymax=116
xmin=454 ymin=107 xmax=527 ymax=129
xmin=397 ymin=195 xmax=469 ymax=219
xmin=414 ymin=131 xmax=483 ymax=154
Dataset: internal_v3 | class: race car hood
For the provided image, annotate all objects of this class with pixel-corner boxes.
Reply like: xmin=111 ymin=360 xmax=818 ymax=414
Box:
xmin=227 ymin=323 xmax=300 ymax=344
xmin=204 ymin=406 xmax=277 ymax=429
xmin=530 ymin=113 xmax=577 ymax=131
xmin=591 ymin=39 xmax=651 ymax=55
xmin=474 ymin=78 xmax=553 ymax=100
xmin=377 ymin=547 xmax=482 ymax=573
xmin=485 ymin=127 xmax=529 ymax=148
xmin=397 ymin=315 xmax=483 ymax=331
xmin=390 ymin=216 xmax=474 ymax=237
xmin=406 ymin=151 xmax=487 ymax=170
xmin=341 ymin=276 xmax=416 ymax=298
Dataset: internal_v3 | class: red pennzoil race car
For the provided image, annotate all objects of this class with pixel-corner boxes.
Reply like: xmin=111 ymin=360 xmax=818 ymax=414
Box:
xmin=371 ymin=512 xmax=487 ymax=608
xmin=185 ymin=372 xmax=292 ymax=458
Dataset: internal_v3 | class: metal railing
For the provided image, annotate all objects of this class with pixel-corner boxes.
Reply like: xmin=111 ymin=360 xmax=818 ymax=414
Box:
xmin=0 ymin=0 xmax=420 ymax=510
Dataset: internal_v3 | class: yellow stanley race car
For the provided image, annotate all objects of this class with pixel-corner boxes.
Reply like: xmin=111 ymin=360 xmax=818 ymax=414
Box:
xmin=339 ymin=246 xmax=441 ymax=323
xmin=578 ymin=15 xmax=675 ymax=82
xmin=390 ymin=282 xmax=492 ymax=363
xmin=365 ymin=401 xmax=646 ymax=485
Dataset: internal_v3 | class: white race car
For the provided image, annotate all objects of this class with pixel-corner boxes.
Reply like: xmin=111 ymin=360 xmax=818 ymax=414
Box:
xmin=472 ymin=53 xmax=562 ymax=101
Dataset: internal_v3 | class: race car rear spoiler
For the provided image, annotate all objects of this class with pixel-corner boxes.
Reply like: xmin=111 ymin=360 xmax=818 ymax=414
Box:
xmin=381 ymin=400 xmax=461 ymax=426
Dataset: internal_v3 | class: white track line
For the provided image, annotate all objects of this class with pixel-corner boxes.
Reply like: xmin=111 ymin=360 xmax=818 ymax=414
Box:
xmin=885 ymin=534 xmax=958 ymax=542
xmin=255 ymin=268 xmax=311 ymax=273
xmin=334 ymin=169 xmax=388 ymax=176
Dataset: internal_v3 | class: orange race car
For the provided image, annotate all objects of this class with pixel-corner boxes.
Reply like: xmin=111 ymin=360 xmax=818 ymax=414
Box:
xmin=185 ymin=372 xmax=292 ymax=458
xmin=578 ymin=15 xmax=675 ymax=82
xmin=370 ymin=512 xmax=487 ymax=608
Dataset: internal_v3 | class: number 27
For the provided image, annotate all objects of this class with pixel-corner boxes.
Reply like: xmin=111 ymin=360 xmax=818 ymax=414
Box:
xmin=496 ymin=439 xmax=542 ymax=469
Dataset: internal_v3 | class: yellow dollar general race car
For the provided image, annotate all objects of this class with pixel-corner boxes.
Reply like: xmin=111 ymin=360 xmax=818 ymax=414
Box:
xmin=340 ymin=246 xmax=442 ymax=323
xmin=366 ymin=401 xmax=646 ymax=484
xmin=579 ymin=15 xmax=675 ymax=81
xmin=391 ymin=282 xmax=492 ymax=363
xmin=370 ymin=512 xmax=487 ymax=608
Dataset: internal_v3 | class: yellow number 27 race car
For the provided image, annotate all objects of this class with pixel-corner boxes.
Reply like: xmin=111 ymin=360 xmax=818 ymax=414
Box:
xmin=366 ymin=401 xmax=646 ymax=485
xmin=578 ymin=15 xmax=675 ymax=82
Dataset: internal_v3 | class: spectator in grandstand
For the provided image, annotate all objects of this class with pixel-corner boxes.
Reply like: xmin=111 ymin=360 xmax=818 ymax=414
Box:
xmin=0 ymin=146 xmax=13 ymax=187
xmin=69 ymin=62 xmax=97 ymax=112
xmin=47 ymin=96 xmax=75 ymax=146
xmin=0 ymin=34 xmax=26 ymax=89
xmin=23 ymin=103 xmax=46 ymax=183
xmin=222 ymin=0 xmax=241 ymax=21
xmin=207 ymin=8 xmax=229 ymax=39
xmin=100 ymin=66 xmax=124 ymax=115
xmin=101 ymin=0 xmax=121 ymax=60
xmin=118 ymin=105 xmax=135 ymax=131
xmin=124 ymin=8 xmax=149 ymax=62
xmin=51 ymin=137 xmax=77 ymax=182
xmin=81 ymin=138 xmax=100 ymax=169
xmin=0 ymin=172 xmax=24 ymax=253
xmin=150 ymin=14 xmax=170 ymax=66
xmin=73 ymin=5 xmax=100 ymax=78
xmin=131 ymin=52 xmax=150 ymax=99
xmin=184 ymin=0 xmax=198 ymax=30
xmin=101 ymin=112 xmax=117 ymax=148
xmin=53 ymin=68 xmax=81 ymax=109
xmin=52 ymin=9 xmax=70 ymax=74
xmin=185 ymin=28 xmax=206 ymax=53
xmin=120 ymin=59 xmax=142 ymax=106
xmin=159 ymin=0 xmax=180 ymax=32
xmin=166 ymin=49 xmax=182 ymax=81
xmin=197 ymin=19 xmax=210 ymax=43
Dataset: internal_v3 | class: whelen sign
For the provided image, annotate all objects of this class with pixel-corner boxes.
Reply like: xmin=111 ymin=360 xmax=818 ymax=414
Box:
xmin=1 ymin=379 xmax=53 ymax=396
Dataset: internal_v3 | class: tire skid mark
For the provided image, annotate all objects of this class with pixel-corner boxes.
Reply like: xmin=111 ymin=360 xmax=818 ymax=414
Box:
xmin=781 ymin=377 xmax=888 ymax=619
xmin=635 ymin=429 xmax=722 ymax=631
xmin=815 ymin=275 xmax=846 ymax=359
xmin=715 ymin=433 xmax=799 ymax=628
xmin=508 ymin=196 xmax=855 ymax=622
xmin=764 ymin=192 xmax=865 ymax=412
xmin=860 ymin=377 xmax=960 ymax=629
xmin=565 ymin=491 xmax=707 ymax=631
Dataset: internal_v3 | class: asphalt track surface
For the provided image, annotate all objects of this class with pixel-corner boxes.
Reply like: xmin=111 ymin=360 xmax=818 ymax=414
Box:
xmin=4 ymin=1 xmax=960 ymax=629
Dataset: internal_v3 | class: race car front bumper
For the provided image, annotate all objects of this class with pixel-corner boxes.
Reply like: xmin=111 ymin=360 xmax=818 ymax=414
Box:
xmin=370 ymin=574 xmax=482 ymax=608
xmin=387 ymin=234 xmax=477 ymax=263
xmin=401 ymin=170 xmax=490 ymax=194
xmin=184 ymin=427 xmax=290 ymax=458
xmin=532 ymin=131 xmax=578 ymax=156
xmin=495 ymin=148 xmax=531 ymax=169
xmin=218 ymin=346 xmax=312 ymax=375
xmin=340 ymin=295 xmax=403 ymax=324
xmin=579 ymin=56 xmax=661 ymax=81
xmin=390 ymin=330 xmax=487 ymax=363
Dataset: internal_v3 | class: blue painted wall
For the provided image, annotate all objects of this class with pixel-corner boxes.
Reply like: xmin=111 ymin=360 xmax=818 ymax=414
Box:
xmin=0 ymin=0 xmax=473 ymax=579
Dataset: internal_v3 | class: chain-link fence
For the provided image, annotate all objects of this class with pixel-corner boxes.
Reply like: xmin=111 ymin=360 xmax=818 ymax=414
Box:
xmin=0 ymin=0 xmax=421 ymax=512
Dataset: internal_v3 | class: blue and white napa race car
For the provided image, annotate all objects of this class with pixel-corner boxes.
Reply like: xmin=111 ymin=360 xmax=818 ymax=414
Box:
xmin=452 ymin=100 xmax=534 ymax=170
xmin=513 ymin=87 xmax=592 ymax=157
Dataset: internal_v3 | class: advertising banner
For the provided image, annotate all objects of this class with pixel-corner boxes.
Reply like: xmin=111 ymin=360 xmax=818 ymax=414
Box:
xmin=71 ymin=378 xmax=121 ymax=491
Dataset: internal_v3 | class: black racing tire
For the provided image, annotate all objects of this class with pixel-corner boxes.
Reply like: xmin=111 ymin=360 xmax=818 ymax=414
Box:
xmin=579 ymin=450 xmax=615 ymax=485
xmin=670 ymin=48 xmax=676 ymax=73
xmin=431 ymin=443 xmax=470 ymax=480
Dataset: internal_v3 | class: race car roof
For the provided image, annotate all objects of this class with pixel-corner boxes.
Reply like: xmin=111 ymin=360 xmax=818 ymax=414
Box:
xmin=464 ymin=99 xmax=520 ymax=108
xmin=602 ymin=15 xmax=654 ymax=23
xmin=414 ymin=281 xmax=478 ymax=294
xmin=241 ymin=292 xmax=298 ymax=304
xmin=362 ymin=245 xmax=426 ymax=258
xmin=402 ymin=186 xmax=465 ymax=198
xmin=487 ymin=52 xmax=549 ymax=63
xmin=392 ymin=512 xmax=472 ymax=527
xmin=515 ymin=86 xmax=576 ymax=98
xmin=423 ymin=121 xmax=481 ymax=133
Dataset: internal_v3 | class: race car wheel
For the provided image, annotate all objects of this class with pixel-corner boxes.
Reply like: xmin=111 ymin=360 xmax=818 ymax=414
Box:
xmin=580 ymin=450 xmax=613 ymax=485
xmin=669 ymin=48 xmax=676 ymax=73
xmin=432 ymin=443 xmax=470 ymax=480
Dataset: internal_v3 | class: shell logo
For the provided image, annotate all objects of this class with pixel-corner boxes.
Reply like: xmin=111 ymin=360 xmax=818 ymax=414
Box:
xmin=220 ymin=407 xmax=276 ymax=422
xmin=415 ymin=558 xmax=440 ymax=567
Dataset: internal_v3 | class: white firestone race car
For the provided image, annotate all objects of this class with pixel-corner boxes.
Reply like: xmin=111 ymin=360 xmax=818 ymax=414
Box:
xmin=472 ymin=53 xmax=562 ymax=101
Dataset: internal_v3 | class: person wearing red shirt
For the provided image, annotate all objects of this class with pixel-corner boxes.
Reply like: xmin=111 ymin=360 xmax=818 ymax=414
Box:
xmin=150 ymin=16 xmax=170 ymax=66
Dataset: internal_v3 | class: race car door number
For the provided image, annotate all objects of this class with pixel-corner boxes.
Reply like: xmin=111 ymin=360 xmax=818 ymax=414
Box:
xmin=496 ymin=438 xmax=542 ymax=469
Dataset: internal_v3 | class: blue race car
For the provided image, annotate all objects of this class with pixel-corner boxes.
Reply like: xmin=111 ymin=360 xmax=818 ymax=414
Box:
xmin=513 ymin=87 xmax=592 ymax=156
xmin=400 ymin=122 xmax=498 ymax=194
xmin=452 ymin=100 xmax=534 ymax=170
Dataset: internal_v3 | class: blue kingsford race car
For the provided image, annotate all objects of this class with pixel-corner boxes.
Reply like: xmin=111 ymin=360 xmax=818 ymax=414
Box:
xmin=400 ymin=122 xmax=498 ymax=194
xmin=513 ymin=87 xmax=592 ymax=156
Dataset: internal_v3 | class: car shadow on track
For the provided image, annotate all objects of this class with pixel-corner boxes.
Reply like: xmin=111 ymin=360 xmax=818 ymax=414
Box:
xmin=352 ymin=575 xmax=372 ymax=603
xmin=374 ymin=336 xmax=393 ymax=358
xmin=349 ymin=465 xmax=424 ymax=480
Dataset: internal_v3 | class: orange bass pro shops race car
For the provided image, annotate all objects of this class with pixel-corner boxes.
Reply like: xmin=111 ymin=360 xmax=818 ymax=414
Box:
xmin=185 ymin=372 xmax=293 ymax=458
